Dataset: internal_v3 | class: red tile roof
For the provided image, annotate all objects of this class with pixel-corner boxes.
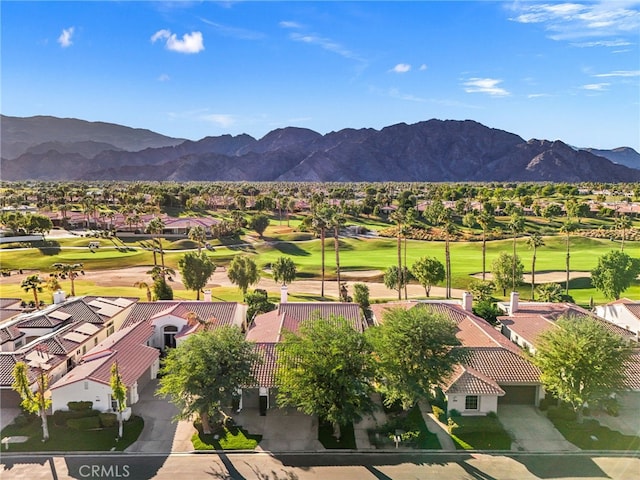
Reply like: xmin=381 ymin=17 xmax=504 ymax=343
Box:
xmin=51 ymin=321 xmax=158 ymax=390
xmin=122 ymin=301 xmax=242 ymax=329
xmin=251 ymin=343 xmax=278 ymax=388
xmin=443 ymin=364 xmax=505 ymax=396
xmin=624 ymin=349 xmax=640 ymax=390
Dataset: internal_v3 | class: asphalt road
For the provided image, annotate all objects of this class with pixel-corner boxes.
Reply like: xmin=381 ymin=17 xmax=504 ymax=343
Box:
xmin=1 ymin=452 xmax=639 ymax=480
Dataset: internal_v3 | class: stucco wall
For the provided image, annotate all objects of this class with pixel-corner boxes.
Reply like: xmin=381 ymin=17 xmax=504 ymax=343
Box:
xmin=447 ymin=394 xmax=498 ymax=416
xmin=51 ymin=380 xmax=112 ymax=412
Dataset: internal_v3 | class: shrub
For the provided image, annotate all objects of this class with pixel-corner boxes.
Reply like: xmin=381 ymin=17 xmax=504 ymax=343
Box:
xmin=447 ymin=417 xmax=458 ymax=434
xmin=13 ymin=413 xmax=36 ymax=427
xmin=67 ymin=416 xmax=101 ymax=430
xmin=99 ymin=412 xmax=118 ymax=428
xmin=538 ymin=398 xmax=550 ymax=411
xmin=432 ymin=405 xmax=446 ymax=423
xmin=449 ymin=409 xmax=461 ymax=417
xmin=67 ymin=401 xmax=93 ymax=411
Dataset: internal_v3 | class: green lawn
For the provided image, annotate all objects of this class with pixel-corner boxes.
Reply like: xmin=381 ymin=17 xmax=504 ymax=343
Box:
xmin=368 ymin=404 xmax=441 ymax=449
xmin=191 ymin=422 xmax=262 ymax=450
xmin=548 ymin=417 xmax=640 ymax=451
xmin=0 ymin=415 xmax=144 ymax=452
xmin=448 ymin=415 xmax=513 ymax=450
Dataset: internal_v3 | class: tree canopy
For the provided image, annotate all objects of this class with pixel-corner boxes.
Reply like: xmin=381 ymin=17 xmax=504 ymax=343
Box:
xmin=411 ymin=256 xmax=445 ymax=297
xmin=12 ymin=362 xmax=51 ymax=441
xmin=250 ymin=213 xmax=270 ymax=238
xmin=227 ymin=255 xmax=260 ymax=295
xmin=366 ymin=306 xmax=464 ymax=409
xmin=492 ymin=252 xmax=524 ymax=296
xmin=531 ymin=315 xmax=633 ymax=423
xmin=276 ymin=316 xmax=376 ymax=433
xmin=178 ymin=251 xmax=216 ymax=300
xmin=271 ymin=256 xmax=297 ymax=286
xmin=157 ymin=328 xmax=259 ymax=434
xmin=591 ymin=250 xmax=640 ymax=300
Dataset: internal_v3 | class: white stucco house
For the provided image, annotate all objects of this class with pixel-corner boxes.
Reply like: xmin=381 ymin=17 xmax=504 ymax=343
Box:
xmin=595 ymin=298 xmax=640 ymax=336
xmin=50 ymin=321 xmax=159 ymax=413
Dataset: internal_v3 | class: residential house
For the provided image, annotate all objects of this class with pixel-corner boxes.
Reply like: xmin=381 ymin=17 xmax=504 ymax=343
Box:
xmin=50 ymin=321 xmax=159 ymax=412
xmin=370 ymin=294 xmax=543 ymax=417
xmin=595 ymin=298 xmax=640 ymax=336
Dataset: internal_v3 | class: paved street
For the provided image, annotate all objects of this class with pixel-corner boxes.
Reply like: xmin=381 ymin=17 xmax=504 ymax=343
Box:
xmin=1 ymin=452 xmax=639 ymax=480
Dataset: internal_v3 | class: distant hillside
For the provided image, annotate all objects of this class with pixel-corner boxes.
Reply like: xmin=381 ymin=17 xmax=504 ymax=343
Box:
xmin=1 ymin=115 xmax=639 ymax=182
xmin=583 ymin=147 xmax=640 ymax=170
xmin=1 ymin=115 xmax=184 ymax=160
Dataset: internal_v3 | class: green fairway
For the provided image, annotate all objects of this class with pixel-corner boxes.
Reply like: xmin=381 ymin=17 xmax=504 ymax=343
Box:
xmin=1 ymin=234 xmax=638 ymax=306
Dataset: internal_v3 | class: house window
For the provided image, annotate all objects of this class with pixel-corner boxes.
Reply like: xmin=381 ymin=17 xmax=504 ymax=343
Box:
xmin=465 ymin=395 xmax=479 ymax=410
xmin=84 ymin=381 xmax=89 ymax=390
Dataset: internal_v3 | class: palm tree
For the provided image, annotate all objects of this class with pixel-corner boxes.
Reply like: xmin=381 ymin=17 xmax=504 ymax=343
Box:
xmin=615 ymin=215 xmax=632 ymax=252
xmin=443 ymin=220 xmax=457 ymax=299
xmin=51 ymin=262 xmax=84 ymax=297
xmin=389 ymin=209 xmax=406 ymax=300
xmin=146 ymin=217 xmax=166 ymax=277
xmin=133 ymin=281 xmax=152 ymax=302
xmin=508 ymin=212 xmax=525 ymax=292
xmin=477 ymin=210 xmax=494 ymax=281
xmin=312 ymin=205 xmax=330 ymax=298
xmin=21 ymin=274 xmax=44 ymax=309
xmin=188 ymin=225 xmax=207 ymax=253
xmin=330 ymin=209 xmax=346 ymax=298
xmin=560 ymin=220 xmax=577 ymax=295
xmin=526 ymin=233 xmax=545 ymax=300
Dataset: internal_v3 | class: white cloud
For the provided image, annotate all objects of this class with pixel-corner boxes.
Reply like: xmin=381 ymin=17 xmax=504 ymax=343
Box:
xmin=200 ymin=18 xmax=264 ymax=40
xmin=571 ymin=39 xmax=632 ymax=47
xmin=58 ymin=27 xmax=75 ymax=48
xmin=509 ymin=2 xmax=640 ymax=42
xmin=581 ymin=83 xmax=610 ymax=91
xmin=279 ymin=21 xmax=303 ymax=29
xmin=528 ymin=93 xmax=552 ymax=98
xmin=202 ymin=114 xmax=236 ymax=128
xmin=289 ymin=31 xmax=367 ymax=67
xmin=594 ymin=70 xmax=640 ymax=77
xmin=158 ymin=73 xmax=170 ymax=82
xmin=419 ymin=64 xmax=428 ymax=71
xmin=462 ymin=78 xmax=510 ymax=96
xmin=390 ymin=63 xmax=411 ymax=73
xmin=151 ymin=29 xmax=204 ymax=54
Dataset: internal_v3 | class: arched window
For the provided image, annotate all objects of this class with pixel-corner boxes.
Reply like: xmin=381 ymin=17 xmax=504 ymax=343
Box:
xmin=163 ymin=325 xmax=178 ymax=349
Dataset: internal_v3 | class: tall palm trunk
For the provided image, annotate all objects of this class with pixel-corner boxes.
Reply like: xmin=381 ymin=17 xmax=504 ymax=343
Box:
xmin=565 ymin=234 xmax=570 ymax=295
xmin=403 ymin=234 xmax=408 ymax=300
xmin=334 ymin=226 xmax=341 ymax=297
xmin=320 ymin=228 xmax=325 ymax=298
xmin=445 ymin=234 xmax=451 ymax=299
xmin=531 ymin=246 xmax=537 ymax=300
xmin=482 ymin=229 xmax=486 ymax=281
xmin=397 ymin=228 xmax=402 ymax=300
xmin=512 ymin=233 xmax=517 ymax=292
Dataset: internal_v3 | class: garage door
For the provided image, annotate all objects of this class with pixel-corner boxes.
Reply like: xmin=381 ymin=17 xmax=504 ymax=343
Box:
xmin=498 ymin=385 xmax=537 ymax=405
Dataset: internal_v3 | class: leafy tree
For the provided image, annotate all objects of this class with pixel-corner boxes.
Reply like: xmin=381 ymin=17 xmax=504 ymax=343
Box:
xmin=468 ymin=279 xmax=495 ymax=302
xmin=250 ymin=213 xmax=270 ymax=238
xmin=535 ymin=282 xmax=565 ymax=302
xmin=472 ymin=300 xmax=502 ymax=325
xmin=276 ymin=316 xmax=375 ymax=439
xmin=492 ymin=252 xmax=524 ymax=296
xmin=12 ymin=362 xmax=51 ymax=441
xmin=245 ymin=289 xmax=276 ymax=324
xmin=591 ymin=251 xmax=640 ymax=300
xmin=188 ymin=225 xmax=208 ymax=253
xmin=21 ymin=274 xmax=44 ymax=309
xmin=272 ymin=256 xmax=297 ymax=286
xmin=227 ymin=255 xmax=260 ymax=295
xmin=531 ymin=316 xmax=633 ymax=423
xmin=152 ymin=277 xmax=173 ymax=300
xmin=25 ymin=213 xmax=53 ymax=239
xmin=526 ymin=233 xmax=545 ymax=300
xmin=157 ymin=328 xmax=259 ymax=434
xmin=51 ymin=262 xmax=84 ymax=297
xmin=367 ymin=306 xmax=464 ymax=409
xmin=383 ymin=265 xmax=411 ymax=297
xmin=110 ymin=362 xmax=127 ymax=438
xmin=411 ymin=256 xmax=445 ymax=297
xmin=178 ymin=251 xmax=216 ymax=300
xmin=353 ymin=283 xmax=372 ymax=322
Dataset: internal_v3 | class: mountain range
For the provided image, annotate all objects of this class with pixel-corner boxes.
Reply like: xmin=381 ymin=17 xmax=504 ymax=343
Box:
xmin=2 ymin=115 xmax=639 ymax=182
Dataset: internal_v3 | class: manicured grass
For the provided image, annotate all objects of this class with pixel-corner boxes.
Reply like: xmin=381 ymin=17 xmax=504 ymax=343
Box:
xmin=318 ymin=421 xmax=356 ymax=449
xmin=548 ymin=418 xmax=640 ymax=451
xmin=448 ymin=415 xmax=513 ymax=450
xmin=0 ymin=415 xmax=144 ymax=452
xmin=191 ymin=422 xmax=262 ymax=450
xmin=368 ymin=404 xmax=441 ymax=449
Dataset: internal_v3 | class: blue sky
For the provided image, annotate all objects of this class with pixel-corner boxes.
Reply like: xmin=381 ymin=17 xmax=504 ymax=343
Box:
xmin=2 ymin=1 xmax=639 ymax=151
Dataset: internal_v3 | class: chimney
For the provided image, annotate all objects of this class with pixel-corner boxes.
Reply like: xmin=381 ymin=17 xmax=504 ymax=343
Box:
xmin=510 ymin=291 xmax=519 ymax=315
xmin=462 ymin=291 xmax=473 ymax=312
xmin=280 ymin=284 xmax=288 ymax=304
xmin=203 ymin=289 xmax=212 ymax=302
xmin=53 ymin=290 xmax=66 ymax=304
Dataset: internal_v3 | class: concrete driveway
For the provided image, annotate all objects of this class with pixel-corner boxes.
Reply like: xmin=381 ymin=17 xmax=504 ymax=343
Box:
xmin=0 ymin=408 xmax=21 ymax=432
xmin=125 ymin=379 xmax=194 ymax=453
xmin=498 ymin=405 xmax=580 ymax=452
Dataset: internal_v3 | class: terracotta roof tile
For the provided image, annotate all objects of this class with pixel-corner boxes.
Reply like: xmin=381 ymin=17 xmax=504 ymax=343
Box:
xmin=624 ymin=349 xmax=640 ymax=390
xmin=122 ymin=301 xmax=242 ymax=329
xmin=465 ymin=347 xmax=541 ymax=384
xmin=251 ymin=343 xmax=278 ymax=388
xmin=443 ymin=365 xmax=505 ymax=396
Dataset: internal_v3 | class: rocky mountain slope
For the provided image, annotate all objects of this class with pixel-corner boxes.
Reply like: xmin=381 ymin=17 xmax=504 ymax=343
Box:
xmin=1 ymin=115 xmax=638 ymax=182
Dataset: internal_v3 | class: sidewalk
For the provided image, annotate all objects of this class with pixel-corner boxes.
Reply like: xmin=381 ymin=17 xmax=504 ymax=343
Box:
xmin=353 ymin=393 xmax=388 ymax=450
xmin=418 ymin=400 xmax=456 ymax=450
